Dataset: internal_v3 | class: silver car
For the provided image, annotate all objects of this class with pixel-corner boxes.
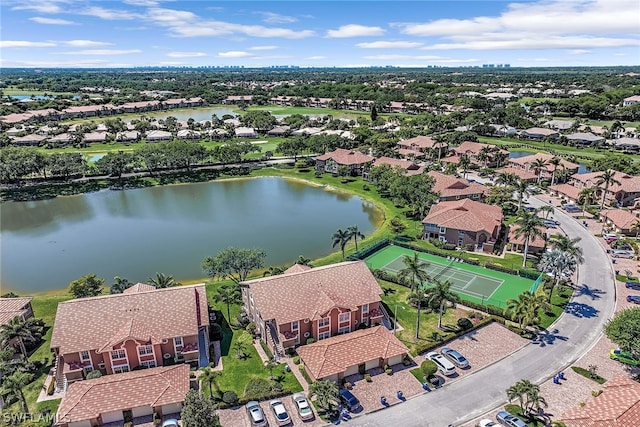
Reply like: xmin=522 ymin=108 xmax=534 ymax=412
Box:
xmin=270 ymin=399 xmax=291 ymax=426
xmin=245 ymin=401 xmax=267 ymax=427
xmin=292 ymin=392 xmax=314 ymax=420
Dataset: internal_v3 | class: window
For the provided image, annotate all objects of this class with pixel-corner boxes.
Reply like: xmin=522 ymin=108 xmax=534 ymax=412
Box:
xmin=291 ymin=321 xmax=299 ymax=331
xmin=361 ymin=304 xmax=369 ymax=316
xmin=83 ymin=365 xmax=93 ymax=374
xmin=318 ymin=331 xmax=331 ymax=340
xmin=111 ymin=349 xmax=126 ymax=360
xmin=113 ymin=365 xmax=129 ymax=374
xmin=439 ymin=227 xmax=446 ymax=234
xmin=140 ymin=360 xmax=156 ymax=369
xmin=138 ymin=345 xmax=153 ymax=356
xmin=472 ymin=193 xmax=480 ymax=199
xmin=174 ymin=336 xmax=183 ymax=347
xmin=455 ymin=195 xmax=460 ymax=200
xmin=80 ymin=350 xmax=90 ymax=362
xmin=338 ymin=326 xmax=351 ymax=334
xmin=318 ymin=317 xmax=330 ymax=328
xmin=338 ymin=312 xmax=350 ymax=324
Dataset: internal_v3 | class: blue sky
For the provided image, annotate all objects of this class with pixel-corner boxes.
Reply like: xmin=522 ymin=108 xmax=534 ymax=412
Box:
xmin=1 ymin=0 xmax=638 ymax=68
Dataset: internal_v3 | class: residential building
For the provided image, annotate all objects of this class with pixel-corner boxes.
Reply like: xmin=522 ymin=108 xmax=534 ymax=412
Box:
xmin=315 ymin=148 xmax=375 ymax=176
xmin=50 ymin=284 xmax=209 ymax=393
xmin=235 ymin=127 xmax=258 ymax=138
xmin=601 ymin=209 xmax=640 ymax=236
xmin=56 ymin=364 xmax=189 ymax=427
xmin=442 ymin=141 xmax=508 ymax=168
xmin=241 ymin=261 xmax=385 ymax=357
xmin=82 ymin=132 xmax=108 ymax=144
xmin=370 ymin=157 xmax=425 ymax=176
xmin=544 ymin=120 xmax=573 ymax=131
xmin=396 ymin=135 xmax=448 ymax=159
xmin=569 ymin=170 xmax=640 ymax=207
xmin=297 ymin=326 xmax=409 ymax=382
xmin=0 ymin=297 xmax=34 ymax=326
xmin=145 ymin=130 xmax=173 ymax=142
xmin=422 ymin=199 xmax=503 ymax=250
xmin=566 ymin=132 xmax=605 ymax=146
xmin=11 ymin=134 xmax=47 ymax=146
xmin=612 ymin=137 xmax=640 ymax=153
xmin=622 ymin=95 xmax=640 ymax=107
xmin=508 ymin=153 xmax=579 ymax=181
xmin=115 ymin=131 xmax=140 ymax=143
xmin=520 ymin=127 xmax=559 ymax=140
xmin=507 ymin=225 xmax=551 ymax=255
xmin=176 ymin=129 xmax=202 ymax=140
xmin=224 ymin=95 xmax=254 ymax=104
xmin=427 ymin=171 xmax=488 ymax=202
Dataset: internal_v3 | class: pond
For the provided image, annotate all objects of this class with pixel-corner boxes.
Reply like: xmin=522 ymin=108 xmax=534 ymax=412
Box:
xmin=1 ymin=177 xmax=383 ymax=293
xmin=509 ymin=151 xmax=590 ymax=174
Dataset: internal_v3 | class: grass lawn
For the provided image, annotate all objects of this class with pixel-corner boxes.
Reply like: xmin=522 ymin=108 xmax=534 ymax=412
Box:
xmin=1 ymin=87 xmax=76 ymax=96
xmin=538 ymin=286 xmax=572 ymax=330
xmin=243 ymin=105 xmax=374 ymax=119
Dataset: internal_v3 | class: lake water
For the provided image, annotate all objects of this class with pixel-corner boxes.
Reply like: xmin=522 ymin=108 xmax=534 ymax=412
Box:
xmin=10 ymin=95 xmax=80 ymax=101
xmin=1 ymin=177 xmax=383 ymax=293
xmin=508 ymin=151 xmax=590 ymax=174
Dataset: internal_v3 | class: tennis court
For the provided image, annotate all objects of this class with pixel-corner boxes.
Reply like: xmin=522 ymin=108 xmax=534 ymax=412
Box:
xmin=365 ymin=245 xmax=536 ymax=308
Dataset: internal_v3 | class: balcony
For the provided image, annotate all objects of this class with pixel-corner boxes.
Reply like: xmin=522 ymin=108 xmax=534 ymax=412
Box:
xmin=280 ymin=330 xmax=298 ymax=348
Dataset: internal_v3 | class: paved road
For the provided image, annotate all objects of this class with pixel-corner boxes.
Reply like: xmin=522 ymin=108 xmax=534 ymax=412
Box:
xmin=352 ymin=196 xmax=616 ymax=427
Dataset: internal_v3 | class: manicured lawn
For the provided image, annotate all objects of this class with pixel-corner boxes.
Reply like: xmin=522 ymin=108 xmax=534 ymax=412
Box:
xmin=538 ymin=286 xmax=572 ymax=330
xmin=1 ymin=87 xmax=75 ymax=96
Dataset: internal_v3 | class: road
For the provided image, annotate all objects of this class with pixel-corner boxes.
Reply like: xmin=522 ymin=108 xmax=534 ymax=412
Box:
xmin=351 ymin=194 xmax=616 ymax=426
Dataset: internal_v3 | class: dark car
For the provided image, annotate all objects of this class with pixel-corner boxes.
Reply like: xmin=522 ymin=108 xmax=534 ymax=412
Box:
xmin=627 ymin=295 xmax=640 ymax=304
xmin=339 ymin=389 xmax=361 ymax=412
xmin=625 ymin=282 xmax=640 ymax=290
xmin=496 ymin=411 xmax=527 ymax=427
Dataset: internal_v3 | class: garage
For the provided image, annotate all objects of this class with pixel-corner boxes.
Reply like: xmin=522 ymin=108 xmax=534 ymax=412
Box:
xmin=132 ymin=405 xmax=153 ymax=418
xmin=323 ymin=374 xmax=339 ymax=383
xmin=68 ymin=420 xmax=92 ymax=427
xmin=100 ymin=410 xmax=124 ymax=424
xmin=344 ymin=364 xmax=359 ymax=377
xmin=161 ymin=403 xmax=182 ymax=416
xmin=365 ymin=359 xmax=379 ymax=371
xmin=388 ymin=355 xmax=404 ymax=366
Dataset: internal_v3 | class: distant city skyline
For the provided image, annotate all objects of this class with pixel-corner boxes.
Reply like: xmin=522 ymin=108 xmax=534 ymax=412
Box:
xmin=1 ymin=0 xmax=638 ymax=68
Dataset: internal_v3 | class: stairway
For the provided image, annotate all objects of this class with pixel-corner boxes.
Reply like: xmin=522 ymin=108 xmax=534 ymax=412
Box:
xmin=54 ymin=355 xmax=66 ymax=393
xmin=266 ymin=322 xmax=284 ymax=359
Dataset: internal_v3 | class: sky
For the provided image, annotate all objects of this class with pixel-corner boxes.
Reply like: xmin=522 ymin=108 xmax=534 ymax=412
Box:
xmin=1 ymin=0 xmax=639 ymax=68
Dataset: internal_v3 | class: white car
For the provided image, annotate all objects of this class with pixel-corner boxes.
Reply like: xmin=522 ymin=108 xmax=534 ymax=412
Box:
xmin=426 ymin=351 xmax=456 ymax=376
xmin=292 ymin=392 xmax=314 ymax=420
xmin=270 ymin=399 xmax=291 ymax=426
xmin=479 ymin=419 xmax=499 ymax=427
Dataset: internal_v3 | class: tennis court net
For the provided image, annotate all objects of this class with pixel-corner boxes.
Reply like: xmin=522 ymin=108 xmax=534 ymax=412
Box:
xmin=433 ymin=261 xmax=455 ymax=280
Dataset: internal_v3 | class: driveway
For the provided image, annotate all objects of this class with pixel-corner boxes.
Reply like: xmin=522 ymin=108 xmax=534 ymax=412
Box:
xmin=219 ymin=397 xmax=325 ymax=427
xmin=350 ymin=195 xmax=617 ymax=426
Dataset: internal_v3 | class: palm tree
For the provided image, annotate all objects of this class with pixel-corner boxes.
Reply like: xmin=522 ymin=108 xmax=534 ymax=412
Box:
xmin=346 ymin=225 xmax=365 ymax=251
xmin=407 ymin=291 xmax=429 ymax=339
xmin=331 ymin=228 xmax=350 ymax=260
xmin=309 ymin=379 xmax=340 ymax=416
xmin=263 ymin=266 xmax=286 ymax=277
xmin=536 ymin=205 xmax=554 ymax=219
xmin=548 ymin=156 xmax=563 ymax=187
xmin=504 ymin=290 xmax=549 ymax=330
xmin=264 ymin=359 xmax=279 ymax=380
xmin=525 ymin=382 xmax=548 ymax=415
xmin=596 ymin=169 xmax=622 ymax=209
xmin=531 ymin=158 xmax=548 ymax=184
xmin=513 ymin=210 xmax=545 ymax=267
xmin=548 ymin=234 xmax=584 ymax=263
xmin=538 ymin=249 xmax=577 ymax=302
xmin=110 ymin=276 xmax=132 ymax=294
xmin=213 ymin=283 xmax=242 ymax=323
xmin=495 ymin=171 xmax=518 ymax=187
xmin=398 ymin=252 xmax=431 ymax=293
xmin=478 ymin=146 xmax=493 ymax=169
xmin=148 ymin=272 xmax=178 ymax=288
xmin=0 ymin=371 xmax=32 ymax=414
xmin=199 ymin=368 xmax=221 ymax=398
xmin=0 ymin=347 xmax=23 ymax=377
xmin=424 ymin=279 xmax=459 ymax=329
xmin=0 ymin=316 xmax=43 ymax=358
xmin=459 ymin=155 xmax=471 ymax=178
xmin=296 ymin=255 xmax=312 ymax=266
xmin=494 ymin=151 xmax=508 ymax=168
xmin=578 ymin=186 xmax=598 ymax=214
xmin=506 ymin=380 xmax=529 ymax=415
xmin=507 ymin=379 xmax=544 ymax=416
xmin=514 ymin=179 xmax=532 ymax=211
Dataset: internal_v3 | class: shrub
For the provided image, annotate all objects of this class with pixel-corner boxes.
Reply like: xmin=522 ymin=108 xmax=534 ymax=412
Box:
xmin=244 ymin=378 xmax=272 ymax=398
xmin=457 ymin=318 xmax=473 ymax=331
xmin=271 ymin=381 xmax=284 ymax=392
xmin=344 ymin=381 xmax=352 ymax=389
xmin=86 ymin=370 xmax=102 ymax=380
xmin=364 ymin=374 xmax=372 ymax=382
xmin=420 ymin=360 xmax=438 ymax=378
xmin=358 ymin=365 xmax=366 ymax=375
xmin=306 ymin=338 xmax=315 ymax=345
xmin=222 ymin=391 xmax=238 ymax=404
xmin=592 ymin=389 xmax=603 ymax=397
xmin=402 ymin=356 xmax=413 ymax=366
xmin=385 ymin=368 xmax=393 ymax=375
xmin=362 ymin=184 xmax=370 ymax=191
xmin=208 ymin=362 xmax=216 ymax=368
xmin=46 ymin=377 xmax=55 ymax=396
xmin=189 ymin=372 xmax=196 ymax=379
xmin=246 ymin=322 xmax=257 ymax=337
xmin=292 ymin=356 xmax=300 ymax=365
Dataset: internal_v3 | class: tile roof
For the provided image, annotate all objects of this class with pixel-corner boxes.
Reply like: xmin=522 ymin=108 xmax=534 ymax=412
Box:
xmin=560 ymin=375 xmax=640 ymax=427
xmin=242 ymin=261 xmax=382 ymax=324
xmin=601 ymin=209 xmax=640 ymax=230
xmin=550 ymin=183 xmax=582 ymax=200
xmin=397 ymin=135 xmax=442 ymax=149
xmin=427 ymin=171 xmax=488 ymax=198
xmin=509 ymin=152 xmax=578 ymax=170
xmin=57 ymin=364 xmax=189 ymax=423
xmin=566 ymin=132 xmax=604 ymax=142
xmin=495 ymin=167 xmax=539 ymax=181
xmin=297 ymin=326 xmax=408 ymax=380
xmin=508 ymin=225 xmax=548 ymax=248
xmin=573 ymin=170 xmax=640 ymax=194
xmin=372 ymin=157 xmax=424 ymax=175
xmin=316 ymin=148 xmax=375 ymax=166
xmin=0 ymin=297 xmax=33 ymax=325
xmin=422 ymin=199 xmax=503 ymax=234
xmin=51 ymin=284 xmax=207 ymax=355
xmin=123 ymin=283 xmax=157 ymax=294
xmin=283 ymin=264 xmax=313 ymax=274
xmin=452 ymin=141 xmax=504 ymax=156
xmin=397 ymin=148 xmax=426 ymax=158
xmin=522 ymin=127 xmax=559 ymax=136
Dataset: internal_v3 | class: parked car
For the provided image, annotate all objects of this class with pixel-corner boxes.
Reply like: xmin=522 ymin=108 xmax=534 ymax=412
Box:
xmin=496 ymin=411 xmax=527 ymax=427
xmin=627 ymin=295 xmax=640 ymax=304
xmin=270 ymin=399 xmax=291 ymax=426
xmin=625 ymin=281 xmax=640 ymax=290
xmin=292 ymin=392 xmax=314 ymax=420
xmin=441 ymin=347 xmax=469 ymax=369
xmin=161 ymin=420 xmax=179 ymax=427
xmin=479 ymin=420 xmax=499 ymax=427
xmin=543 ymin=220 xmax=558 ymax=228
xmin=246 ymin=401 xmax=267 ymax=427
xmin=603 ymin=233 xmax=619 ymax=239
xmin=426 ymin=351 xmax=456 ymax=376
xmin=606 ymin=236 xmax=621 ymax=244
xmin=339 ymin=389 xmax=362 ymax=412
xmin=612 ymin=249 xmax=635 ymax=259
xmin=523 ymin=206 xmax=536 ymax=212
xmin=609 ymin=349 xmax=640 ymax=366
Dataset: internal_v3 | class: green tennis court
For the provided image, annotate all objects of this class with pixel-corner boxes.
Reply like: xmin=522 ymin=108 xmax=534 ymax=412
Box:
xmin=365 ymin=245 xmax=535 ymax=308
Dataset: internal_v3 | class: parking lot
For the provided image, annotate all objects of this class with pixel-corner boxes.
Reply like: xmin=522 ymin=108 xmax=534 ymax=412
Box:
xmin=218 ymin=396 xmax=325 ymax=427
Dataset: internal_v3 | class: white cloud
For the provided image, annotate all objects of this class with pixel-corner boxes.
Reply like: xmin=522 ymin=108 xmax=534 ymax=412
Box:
xmin=256 ymin=12 xmax=297 ymax=24
xmin=305 ymin=55 xmax=327 ymax=60
xmin=326 ymin=24 xmax=385 ymax=38
xmin=123 ymin=0 xmax=160 ymax=6
xmin=248 ymin=45 xmax=278 ymax=51
xmin=158 ymin=61 xmax=186 ymax=65
xmin=569 ymin=49 xmax=591 ymax=55
xmin=0 ymin=40 xmax=57 ymax=48
xmin=356 ymin=41 xmax=423 ymax=49
xmin=167 ymin=51 xmax=208 ymax=58
xmin=29 ymin=17 xmax=76 ymax=25
xmin=64 ymin=40 xmax=112 ymax=47
xmin=11 ymin=0 xmax=69 ymax=13
xmin=78 ymin=6 xmax=140 ymax=20
xmin=363 ymin=54 xmax=478 ymax=63
xmin=61 ymin=49 xmax=142 ymax=55
xmin=0 ymin=58 xmax=112 ymax=67
xmin=218 ymin=51 xmax=253 ymax=58
xmin=420 ymin=36 xmax=639 ymax=51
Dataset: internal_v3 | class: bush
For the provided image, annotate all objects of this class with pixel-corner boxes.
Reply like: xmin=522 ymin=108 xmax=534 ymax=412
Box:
xmin=364 ymin=374 xmax=372 ymax=382
xmin=293 ymin=356 xmax=300 ymax=365
xmin=244 ymin=378 xmax=272 ymax=398
xmin=362 ymin=184 xmax=370 ymax=191
xmin=457 ymin=318 xmax=473 ymax=331
xmin=46 ymin=377 xmax=55 ymax=395
xmin=344 ymin=381 xmax=352 ymax=389
xmin=222 ymin=391 xmax=238 ymax=404
xmin=592 ymin=389 xmax=603 ymax=397
xmin=402 ymin=356 xmax=413 ymax=366
xmin=385 ymin=368 xmax=393 ymax=375
xmin=420 ymin=360 xmax=438 ymax=378
xmin=306 ymin=338 xmax=315 ymax=345
xmin=246 ymin=322 xmax=257 ymax=337
xmin=358 ymin=365 xmax=366 ymax=375
xmin=189 ymin=372 xmax=196 ymax=379
xmin=86 ymin=370 xmax=102 ymax=380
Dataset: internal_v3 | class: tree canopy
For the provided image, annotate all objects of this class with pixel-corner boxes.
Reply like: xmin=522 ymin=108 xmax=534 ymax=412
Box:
xmin=68 ymin=273 xmax=104 ymax=298
xmin=202 ymin=247 xmax=266 ymax=284
xmin=605 ymin=307 xmax=640 ymax=355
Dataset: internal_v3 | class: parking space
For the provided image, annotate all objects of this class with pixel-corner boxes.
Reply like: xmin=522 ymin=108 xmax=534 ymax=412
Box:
xmin=218 ymin=396 xmax=324 ymax=427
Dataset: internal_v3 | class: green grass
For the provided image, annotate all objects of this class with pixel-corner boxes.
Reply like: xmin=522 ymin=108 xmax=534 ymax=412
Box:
xmin=571 ymin=366 xmax=607 ymax=384
xmin=244 ymin=105 xmax=375 ymax=119
xmin=504 ymin=404 xmax=546 ymax=426
xmin=1 ymin=87 xmax=76 ymax=96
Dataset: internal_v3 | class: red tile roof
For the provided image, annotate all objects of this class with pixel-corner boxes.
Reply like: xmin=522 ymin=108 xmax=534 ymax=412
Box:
xmin=495 ymin=167 xmax=539 ymax=181
xmin=397 ymin=148 xmax=426 ymax=159
xmin=122 ymin=283 xmax=157 ymax=294
xmin=422 ymin=199 xmax=503 ymax=234
xmin=57 ymin=365 xmax=189 ymax=424
xmin=601 ymin=209 xmax=640 ymax=231
xmin=397 ymin=135 xmax=442 ymax=150
xmin=508 ymin=225 xmax=548 ymax=248
xmin=296 ymin=326 xmax=408 ymax=380
xmin=0 ymin=297 xmax=33 ymax=325
xmin=427 ymin=171 xmax=488 ymax=199
xmin=316 ymin=148 xmax=374 ymax=166
xmin=51 ymin=285 xmax=207 ymax=355
xmin=372 ymin=157 xmax=424 ymax=175
xmin=550 ymin=183 xmax=582 ymax=201
xmin=242 ymin=261 xmax=382 ymax=325
xmin=452 ymin=141 xmax=504 ymax=156
xmin=509 ymin=152 xmax=578 ymax=170
xmin=283 ymin=264 xmax=313 ymax=274
xmin=573 ymin=170 xmax=640 ymax=194
xmin=561 ymin=375 xmax=640 ymax=427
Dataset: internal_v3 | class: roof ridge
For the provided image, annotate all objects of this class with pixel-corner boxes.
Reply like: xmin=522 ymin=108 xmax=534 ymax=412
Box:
xmin=58 ymin=283 xmax=205 ymax=304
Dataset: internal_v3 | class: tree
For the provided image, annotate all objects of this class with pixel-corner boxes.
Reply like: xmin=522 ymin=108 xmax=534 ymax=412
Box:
xmin=513 ymin=179 xmax=532 ymax=211
xmin=578 ymin=186 xmax=598 ymax=213
xmin=95 ymin=151 xmax=133 ymax=178
xmin=407 ymin=290 xmax=429 ymax=339
xmin=531 ymin=158 xmax=548 ymax=184
xmin=233 ymin=333 xmax=251 ymax=358
xmin=199 ymin=368 xmax=221 ymax=398
xmin=202 ymin=247 xmax=266 ymax=284
xmin=495 ymin=171 xmax=518 ymax=187
xmin=213 ymin=284 xmax=242 ymax=323
xmin=424 ymin=279 xmax=459 ymax=329
xmin=346 ymin=225 xmax=365 ymax=251
xmin=632 ymin=219 xmax=640 ymax=239
xmin=504 ymin=289 xmax=549 ymax=330
xmin=180 ymin=389 xmax=220 ymax=427
xmin=309 ymin=380 xmax=340 ymax=416
xmin=0 ymin=316 xmax=43 ymax=357
xmin=548 ymin=235 xmax=584 ymax=264
xmin=263 ymin=266 xmax=286 ymax=277
xmin=458 ymin=154 xmax=471 ymax=178
xmin=506 ymin=379 xmax=546 ymax=416
xmin=109 ymin=276 xmax=132 ymax=294
xmin=596 ymin=169 xmax=622 ymax=209
xmin=506 ymin=379 xmax=529 ymax=415
xmin=370 ymin=104 xmax=378 ymax=122
xmin=398 ymin=252 xmax=431 ymax=293
xmin=1 ymin=371 xmax=32 ymax=414
xmin=548 ymin=156 xmax=563 ymax=187
xmin=539 ymin=249 xmax=577 ymax=301
xmin=264 ymin=359 xmax=279 ymax=380
xmin=513 ymin=210 xmax=545 ymax=267
xmin=536 ymin=205 xmax=554 ymax=220
xmin=331 ymin=228 xmax=350 ymax=260
xmin=296 ymin=255 xmax=312 ymax=266
xmin=68 ymin=273 xmax=104 ymax=299
xmin=148 ymin=272 xmax=179 ymax=288
xmin=605 ymin=307 xmax=640 ymax=355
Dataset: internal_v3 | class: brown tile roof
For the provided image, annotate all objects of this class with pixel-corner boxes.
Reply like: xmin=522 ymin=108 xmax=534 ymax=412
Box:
xmin=561 ymin=375 xmax=640 ymax=427
xmin=316 ymin=148 xmax=374 ymax=166
xmin=0 ymin=297 xmax=33 ymax=325
xmin=422 ymin=199 xmax=503 ymax=234
xmin=440 ymin=155 xmax=461 ymax=164
xmin=57 ymin=365 xmax=189 ymax=423
xmin=297 ymin=326 xmax=408 ymax=380
xmin=283 ymin=264 xmax=313 ymax=274
xmin=123 ymin=283 xmax=157 ymax=294
xmin=242 ymin=261 xmax=382 ymax=324
xmin=522 ymin=127 xmax=559 ymax=137
xmin=508 ymin=225 xmax=548 ymax=248
xmin=397 ymin=148 xmax=426 ymax=158
xmin=372 ymin=157 xmax=424 ymax=175
xmin=51 ymin=285 xmax=207 ymax=355
xmin=495 ymin=167 xmax=539 ymax=181
xmin=573 ymin=170 xmax=640 ymax=194
xmin=550 ymin=183 xmax=582 ymax=200
xmin=601 ymin=209 xmax=640 ymax=231
xmin=452 ymin=141 xmax=504 ymax=156
xmin=509 ymin=152 xmax=578 ymax=170
xmin=427 ymin=171 xmax=488 ymax=198
xmin=397 ymin=135 xmax=443 ymax=150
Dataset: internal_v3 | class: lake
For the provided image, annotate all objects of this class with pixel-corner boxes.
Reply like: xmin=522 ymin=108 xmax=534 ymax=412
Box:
xmin=509 ymin=151 xmax=590 ymax=174
xmin=1 ymin=178 xmax=383 ymax=293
